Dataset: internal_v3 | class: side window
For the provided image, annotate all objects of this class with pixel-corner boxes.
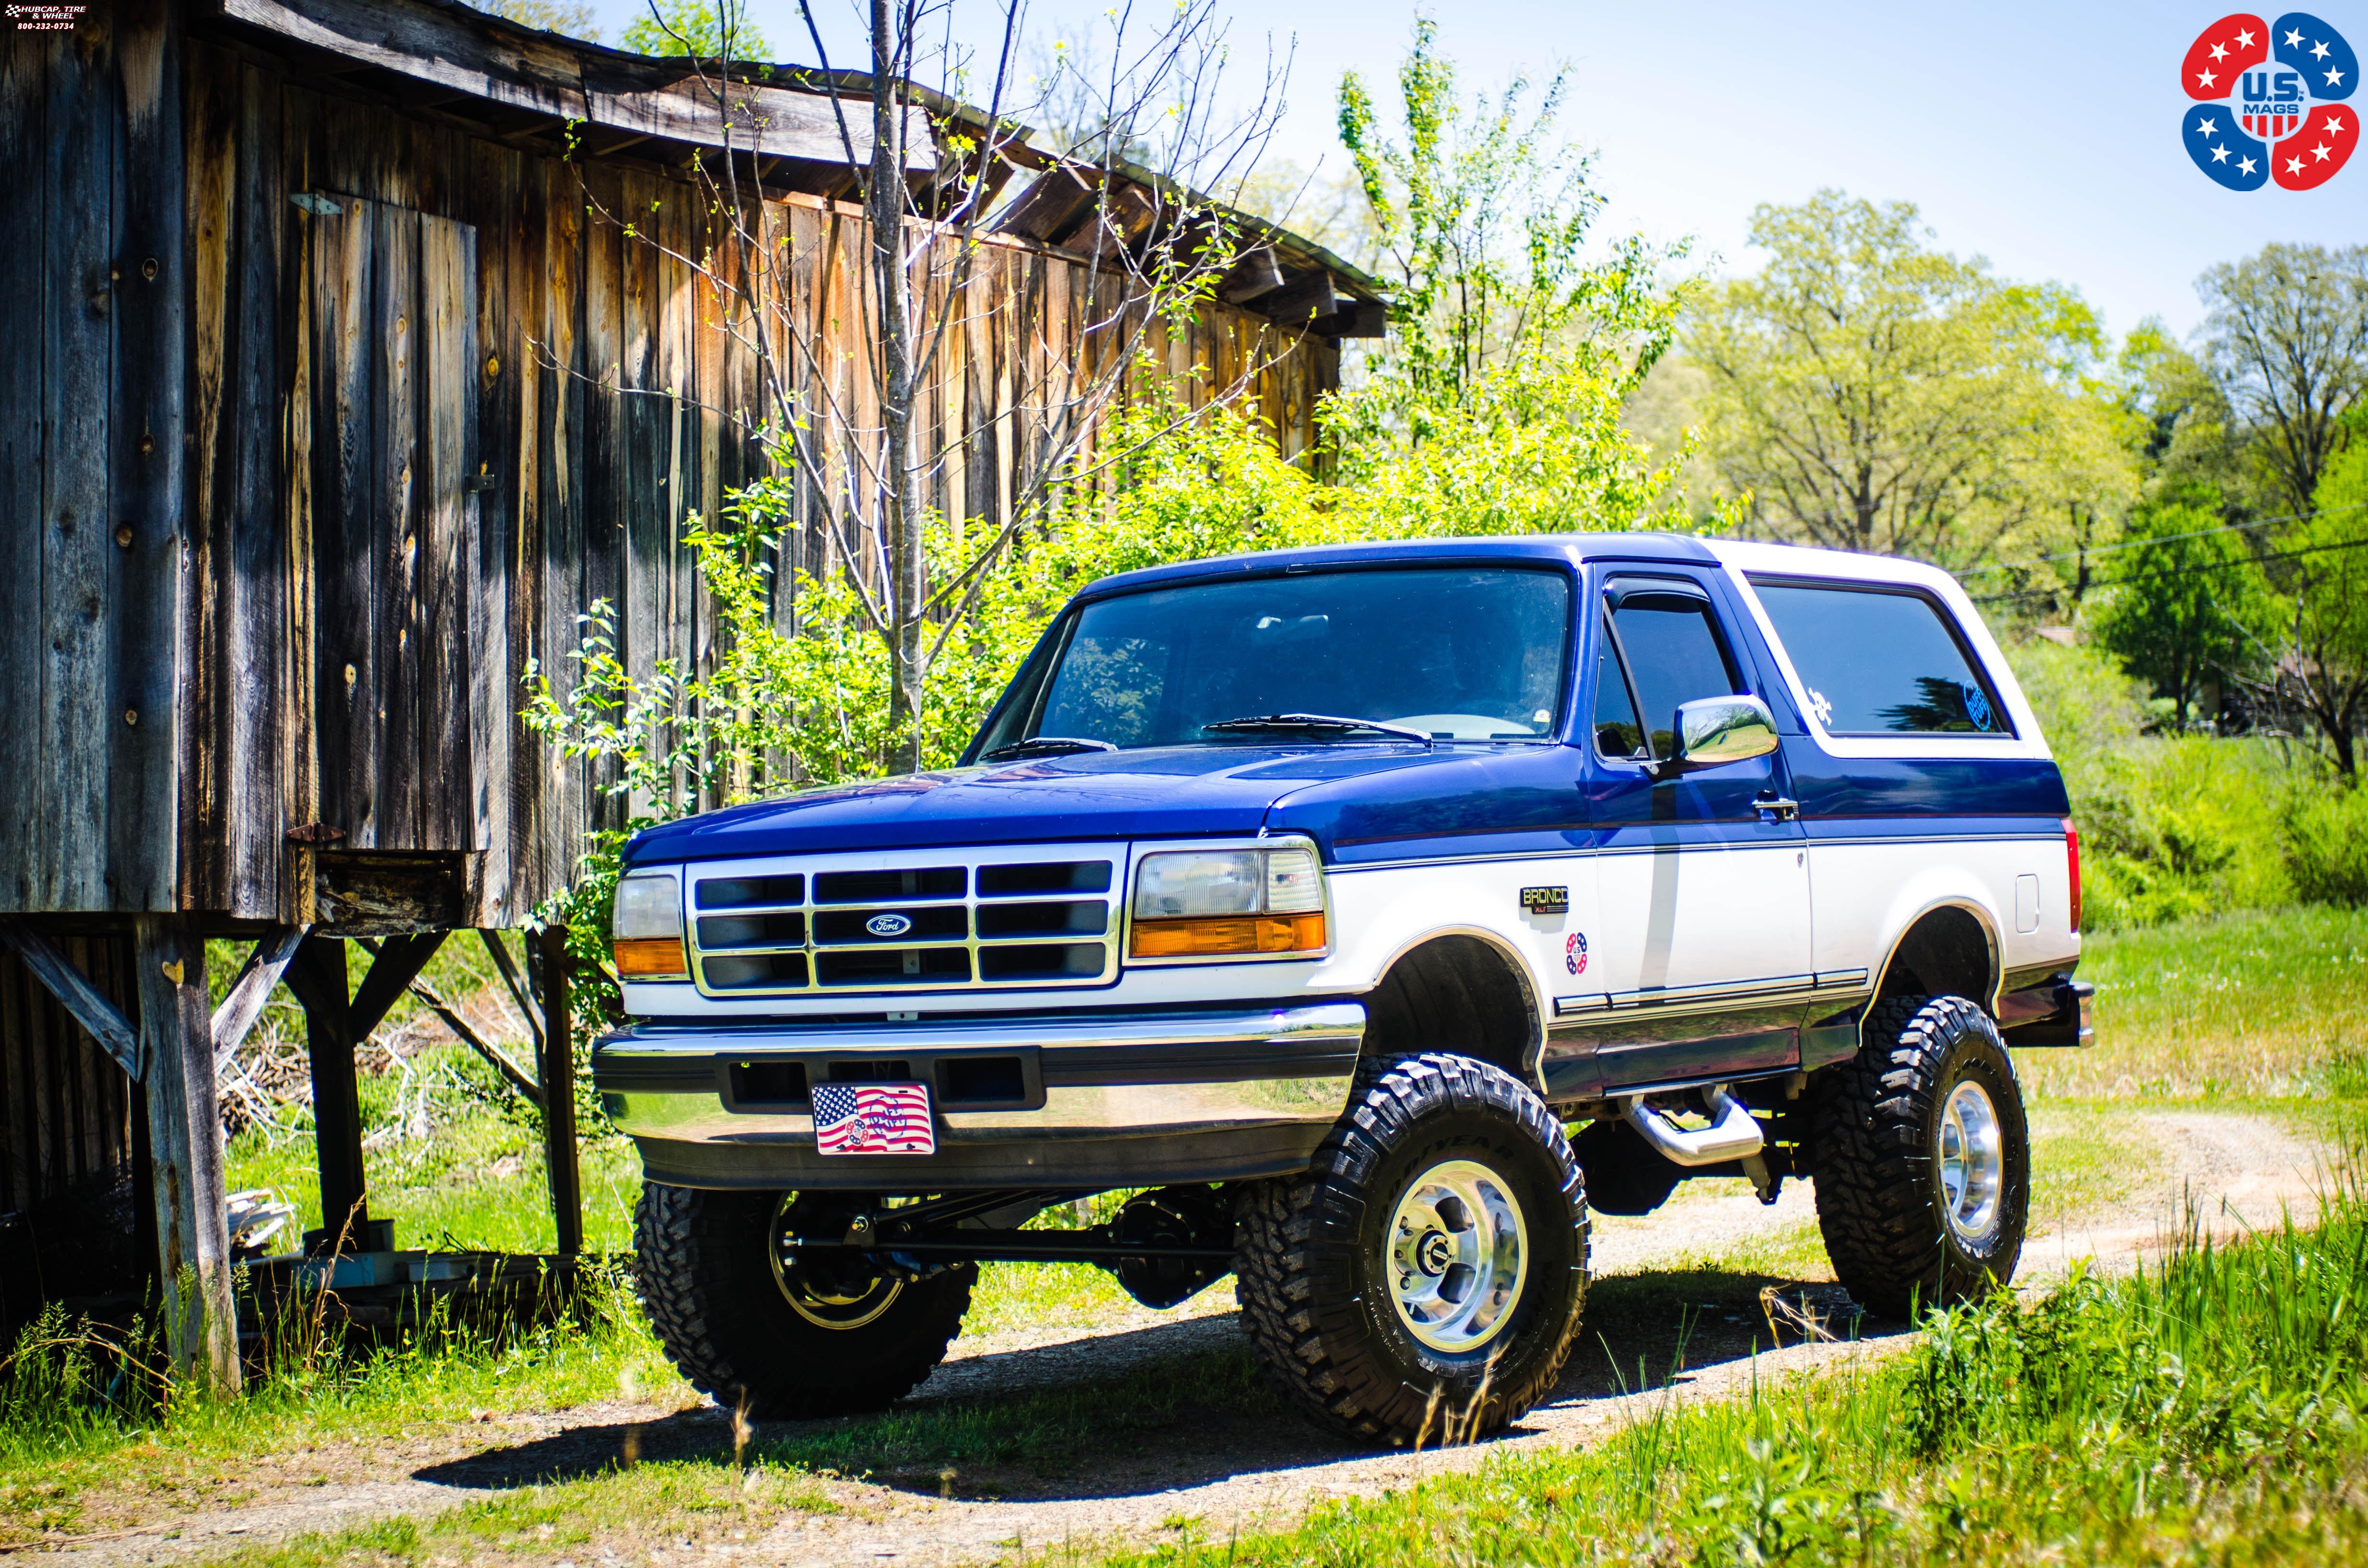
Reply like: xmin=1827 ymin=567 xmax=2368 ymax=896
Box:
xmin=1595 ymin=587 xmax=1743 ymax=761
xmin=1750 ymin=580 xmax=2012 ymax=737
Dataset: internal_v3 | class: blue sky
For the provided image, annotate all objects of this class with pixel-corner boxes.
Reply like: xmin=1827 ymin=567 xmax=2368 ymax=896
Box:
xmin=588 ymin=0 xmax=2368 ymax=339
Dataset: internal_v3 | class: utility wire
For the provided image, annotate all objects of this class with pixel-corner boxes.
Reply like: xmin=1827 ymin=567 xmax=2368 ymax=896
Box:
xmin=1961 ymin=497 xmax=2368 ymax=573
xmin=1971 ymin=531 xmax=2368 ymax=603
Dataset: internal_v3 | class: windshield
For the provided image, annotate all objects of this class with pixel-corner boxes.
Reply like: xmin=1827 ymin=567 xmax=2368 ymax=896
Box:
xmin=986 ymin=567 xmax=1573 ymax=752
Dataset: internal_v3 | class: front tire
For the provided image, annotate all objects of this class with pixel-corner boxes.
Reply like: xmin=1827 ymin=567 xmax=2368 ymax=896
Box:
xmin=1812 ymin=994 xmax=2029 ymax=1318
xmin=1236 ymin=1053 xmax=1589 ymax=1446
xmin=634 ymin=1183 xmax=971 ymax=1419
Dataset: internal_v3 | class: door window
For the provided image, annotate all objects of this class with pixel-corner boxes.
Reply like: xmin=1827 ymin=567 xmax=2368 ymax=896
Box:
xmin=1749 ymin=580 xmax=2012 ymax=736
xmin=1594 ymin=586 xmax=1743 ymax=761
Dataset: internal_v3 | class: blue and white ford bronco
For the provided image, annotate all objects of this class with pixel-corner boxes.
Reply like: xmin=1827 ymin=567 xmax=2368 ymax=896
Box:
xmin=595 ymin=534 xmax=2092 ymax=1445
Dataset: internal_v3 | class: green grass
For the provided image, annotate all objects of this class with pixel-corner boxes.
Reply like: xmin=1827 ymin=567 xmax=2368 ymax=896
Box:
xmin=12 ymin=904 xmax=2363 ymax=1563
xmin=1062 ymin=1161 xmax=2368 ymax=1568
xmin=203 ymin=1462 xmax=846 ymax=1568
xmin=0 ymin=1275 xmax=678 ymax=1546
xmin=2021 ymin=905 xmax=2368 ymax=1105
xmin=226 ymin=1064 xmax=646 ymax=1256
xmin=160 ymin=1159 xmax=2368 ymax=1568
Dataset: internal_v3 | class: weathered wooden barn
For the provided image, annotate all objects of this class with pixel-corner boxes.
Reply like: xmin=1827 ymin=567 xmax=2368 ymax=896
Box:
xmin=0 ymin=0 xmax=1380 ymax=1384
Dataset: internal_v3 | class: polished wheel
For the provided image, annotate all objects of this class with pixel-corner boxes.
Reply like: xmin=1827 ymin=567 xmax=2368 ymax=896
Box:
xmin=770 ymin=1195 xmax=903 ymax=1330
xmin=1386 ymin=1158 xmax=1529 ymax=1353
xmin=1936 ymin=1080 xmax=2005 ymax=1245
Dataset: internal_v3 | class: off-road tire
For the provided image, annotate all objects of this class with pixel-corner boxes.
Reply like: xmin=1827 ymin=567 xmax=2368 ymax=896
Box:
xmin=1812 ymin=994 xmax=2029 ymax=1319
xmin=634 ymin=1183 xmax=971 ymax=1419
xmin=1235 ymin=1053 xmax=1589 ymax=1446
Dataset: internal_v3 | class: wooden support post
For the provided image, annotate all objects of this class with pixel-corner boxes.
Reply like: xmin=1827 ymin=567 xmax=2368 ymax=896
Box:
xmin=135 ymin=917 xmax=240 ymax=1394
xmin=537 ymin=924 xmax=581 ymax=1257
xmin=287 ymin=936 xmax=368 ymax=1251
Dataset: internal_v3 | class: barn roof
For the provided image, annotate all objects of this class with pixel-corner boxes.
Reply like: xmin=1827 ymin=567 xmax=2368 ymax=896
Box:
xmin=209 ymin=0 xmax=1388 ymax=328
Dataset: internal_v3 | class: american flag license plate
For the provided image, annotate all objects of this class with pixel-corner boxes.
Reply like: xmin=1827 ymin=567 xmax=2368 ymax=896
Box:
xmin=812 ymin=1081 xmax=937 ymax=1155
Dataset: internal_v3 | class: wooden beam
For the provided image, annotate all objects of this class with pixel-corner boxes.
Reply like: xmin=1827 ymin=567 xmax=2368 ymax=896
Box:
xmin=135 ymin=916 xmax=239 ymax=1393
xmin=478 ymin=928 xmax=543 ymax=1049
xmin=0 ymin=920 xmax=142 ymax=1079
xmin=992 ymin=166 xmax=1097 ymax=245
xmin=1258 ymin=269 xmax=1338 ymax=327
xmin=1219 ymin=244 xmax=1286 ymax=305
xmin=348 ymin=931 xmax=446 ymax=1040
xmin=405 ymin=970 xmax=544 ymax=1110
xmin=289 ymin=936 xmax=369 ymax=1252
xmin=536 ymin=924 xmax=581 ymax=1257
xmin=219 ymin=0 xmax=933 ymax=167
xmin=1312 ymin=300 xmax=1389 ymax=339
xmin=210 ymin=924 xmax=308 ymax=1068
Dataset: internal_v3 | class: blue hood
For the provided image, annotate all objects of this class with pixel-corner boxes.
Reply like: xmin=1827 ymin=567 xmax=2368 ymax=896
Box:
xmin=622 ymin=744 xmax=1517 ymax=864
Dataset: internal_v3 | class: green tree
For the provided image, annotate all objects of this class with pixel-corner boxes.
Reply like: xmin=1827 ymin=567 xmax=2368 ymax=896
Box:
xmin=2119 ymin=317 xmax=2248 ymax=503
xmin=1683 ymin=191 xmax=2132 ymax=571
xmin=621 ymin=0 xmax=768 ymax=59
xmin=2268 ymin=431 xmax=2368 ymax=776
xmin=2089 ymin=493 xmax=2278 ymax=730
xmin=2196 ymin=242 xmax=2368 ymax=516
xmin=1325 ymin=17 xmax=1700 ymax=534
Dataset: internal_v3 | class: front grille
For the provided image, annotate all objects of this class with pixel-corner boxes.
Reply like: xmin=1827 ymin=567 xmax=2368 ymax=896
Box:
xmin=686 ymin=848 xmax=1122 ymax=997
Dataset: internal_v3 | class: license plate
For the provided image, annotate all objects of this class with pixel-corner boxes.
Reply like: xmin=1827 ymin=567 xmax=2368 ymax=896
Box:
xmin=812 ymin=1081 xmax=937 ymax=1155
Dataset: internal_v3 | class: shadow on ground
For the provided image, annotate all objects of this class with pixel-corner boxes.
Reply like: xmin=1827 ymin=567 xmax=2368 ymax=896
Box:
xmin=414 ymin=1268 xmax=1906 ymax=1501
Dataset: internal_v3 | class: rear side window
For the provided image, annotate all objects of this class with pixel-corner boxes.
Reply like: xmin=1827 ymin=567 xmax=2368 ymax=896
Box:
xmin=1594 ymin=589 xmax=1742 ymax=760
xmin=1750 ymin=579 xmax=2011 ymax=737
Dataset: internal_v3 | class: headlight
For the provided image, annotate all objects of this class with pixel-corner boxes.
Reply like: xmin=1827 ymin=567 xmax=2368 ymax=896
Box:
xmin=1129 ymin=846 xmax=1326 ymax=958
xmin=612 ymin=871 xmax=689 ymax=980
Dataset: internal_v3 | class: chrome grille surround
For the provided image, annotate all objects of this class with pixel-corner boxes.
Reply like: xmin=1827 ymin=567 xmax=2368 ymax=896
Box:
xmin=683 ymin=843 xmax=1123 ymax=999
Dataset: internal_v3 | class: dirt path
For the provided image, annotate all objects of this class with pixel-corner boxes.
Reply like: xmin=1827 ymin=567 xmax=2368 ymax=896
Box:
xmin=37 ymin=1110 xmax=2331 ymax=1567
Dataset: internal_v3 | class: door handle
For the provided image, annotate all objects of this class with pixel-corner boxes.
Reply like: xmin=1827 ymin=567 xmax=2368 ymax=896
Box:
xmin=1753 ymin=792 xmax=1799 ymax=822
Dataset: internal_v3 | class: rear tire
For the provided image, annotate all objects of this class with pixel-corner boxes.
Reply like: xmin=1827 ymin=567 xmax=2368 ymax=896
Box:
xmin=1812 ymin=994 xmax=2029 ymax=1318
xmin=1235 ymin=1053 xmax=1589 ymax=1447
xmin=634 ymin=1183 xmax=971 ymax=1419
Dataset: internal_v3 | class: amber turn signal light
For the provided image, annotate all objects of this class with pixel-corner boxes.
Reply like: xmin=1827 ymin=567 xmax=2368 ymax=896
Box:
xmin=1128 ymin=911 xmax=1326 ymax=959
xmin=614 ymin=937 xmax=690 ymax=980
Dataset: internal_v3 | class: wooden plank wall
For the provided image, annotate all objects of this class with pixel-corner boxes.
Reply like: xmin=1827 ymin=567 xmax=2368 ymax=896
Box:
xmin=0 ymin=3 xmax=185 ymax=917
xmin=85 ymin=27 xmax=1339 ymax=929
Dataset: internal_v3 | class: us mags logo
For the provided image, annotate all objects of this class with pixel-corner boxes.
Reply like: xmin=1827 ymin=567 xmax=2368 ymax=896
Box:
xmin=2183 ymin=12 xmax=2357 ymax=189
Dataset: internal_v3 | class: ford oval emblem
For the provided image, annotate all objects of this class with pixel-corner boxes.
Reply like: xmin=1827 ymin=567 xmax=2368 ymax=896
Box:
xmin=866 ymin=912 xmax=914 ymax=938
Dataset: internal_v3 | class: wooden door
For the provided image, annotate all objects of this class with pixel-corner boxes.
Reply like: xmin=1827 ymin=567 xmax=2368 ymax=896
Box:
xmin=298 ymin=197 xmax=488 ymax=854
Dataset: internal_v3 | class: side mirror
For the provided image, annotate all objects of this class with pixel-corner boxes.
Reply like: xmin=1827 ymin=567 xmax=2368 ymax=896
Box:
xmin=1663 ymin=694 xmax=1779 ymax=775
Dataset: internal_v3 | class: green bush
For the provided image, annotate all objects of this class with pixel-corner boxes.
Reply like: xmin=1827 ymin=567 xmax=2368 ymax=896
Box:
xmin=2283 ymin=784 xmax=2368 ymax=906
xmin=2004 ymin=637 xmax=2302 ymax=929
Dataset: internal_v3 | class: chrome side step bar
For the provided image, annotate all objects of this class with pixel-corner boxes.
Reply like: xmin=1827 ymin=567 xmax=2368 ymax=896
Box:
xmin=1620 ymin=1085 xmax=1765 ymax=1165
xmin=1621 ymin=1085 xmax=1781 ymax=1203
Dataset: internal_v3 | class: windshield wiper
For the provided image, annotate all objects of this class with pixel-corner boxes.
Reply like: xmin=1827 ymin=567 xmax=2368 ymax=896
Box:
xmin=983 ymin=735 xmax=1119 ymax=761
xmin=1200 ymin=713 xmax=1434 ymax=747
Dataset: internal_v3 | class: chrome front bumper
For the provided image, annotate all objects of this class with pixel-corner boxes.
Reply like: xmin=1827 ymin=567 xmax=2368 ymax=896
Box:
xmin=594 ymin=1003 xmax=1366 ymax=1190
